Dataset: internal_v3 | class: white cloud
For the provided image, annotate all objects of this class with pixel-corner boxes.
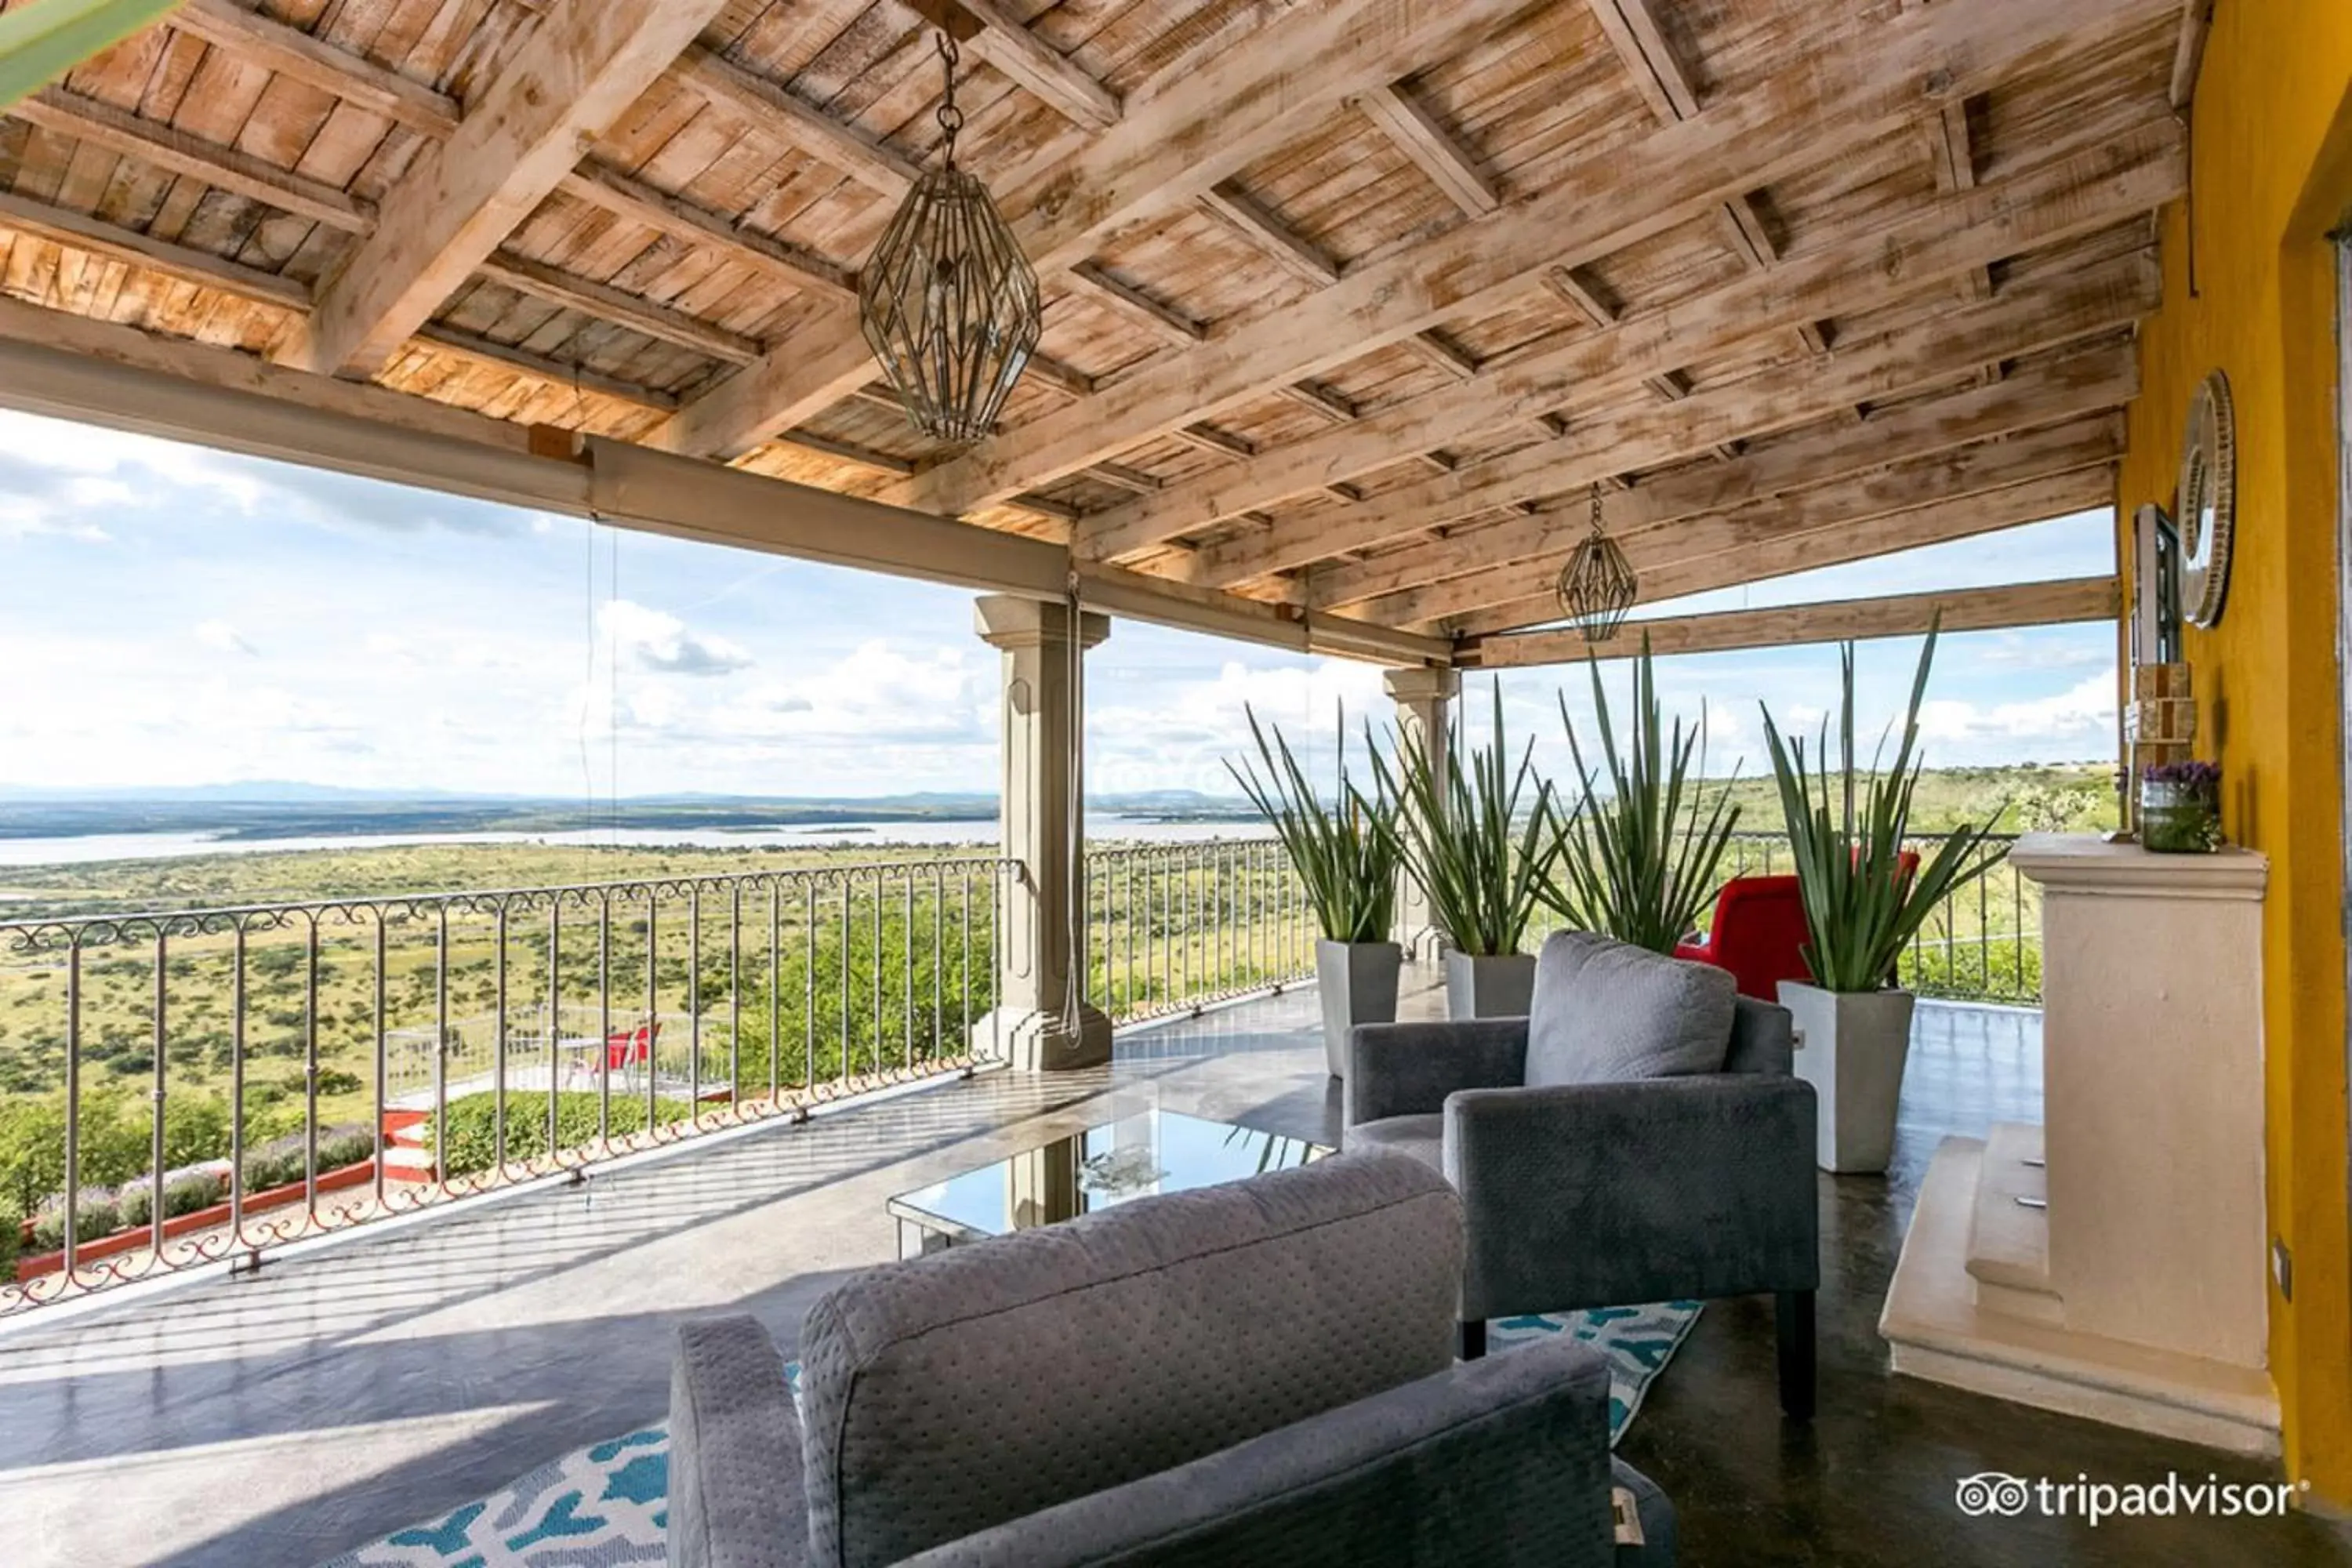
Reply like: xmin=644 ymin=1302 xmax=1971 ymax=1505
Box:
xmin=195 ymin=620 xmax=257 ymax=656
xmin=1918 ymin=670 xmax=2117 ymax=751
xmin=598 ymin=600 xmax=754 ymax=677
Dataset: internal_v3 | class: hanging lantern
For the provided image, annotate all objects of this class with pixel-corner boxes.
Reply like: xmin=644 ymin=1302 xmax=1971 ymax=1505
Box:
xmin=858 ymin=31 xmax=1042 ymax=446
xmin=1555 ymin=483 xmax=1638 ymax=643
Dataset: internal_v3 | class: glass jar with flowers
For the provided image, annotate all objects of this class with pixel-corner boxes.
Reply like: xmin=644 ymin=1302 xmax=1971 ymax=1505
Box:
xmin=2139 ymin=760 xmax=2223 ymax=853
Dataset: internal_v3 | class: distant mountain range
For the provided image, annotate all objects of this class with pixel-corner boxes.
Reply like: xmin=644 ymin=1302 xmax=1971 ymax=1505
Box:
xmin=0 ymin=785 xmax=1258 ymax=841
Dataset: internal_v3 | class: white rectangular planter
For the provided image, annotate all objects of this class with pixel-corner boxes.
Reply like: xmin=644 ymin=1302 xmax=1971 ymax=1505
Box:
xmin=1316 ymin=939 xmax=1402 ymax=1078
xmin=1444 ymin=950 xmax=1536 ymax=1021
xmin=1779 ymin=981 xmax=1917 ymax=1174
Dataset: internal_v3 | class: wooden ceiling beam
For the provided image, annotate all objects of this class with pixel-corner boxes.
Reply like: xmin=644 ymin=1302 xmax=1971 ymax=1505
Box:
xmin=903 ymin=0 xmax=1123 ymax=130
xmin=892 ymin=0 xmax=2179 ymax=519
xmin=169 ymin=0 xmax=463 ymax=136
xmin=1587 ymin=0 xmax=1828 ymax=368
xmin=281 ymin=0 xmax=732 ymax=379
xmin=1077 ymin=122 xmax=2179 ymax=570
xmin=1467 ymin=574 xmax=2120 ymax=668
xmin=1197 ymin=185 xmax=1341 ymax=286
xmin=12 ymin=88 xmax=372 ymax=231
xmin=1063 ymin=262 xmax=1206 ymax=344
xmin=1361 ymin=413 xmax=2122 ymax=628
xmin=474 ymin=252 xmax=762 ymax=365
xmin=662 ymin=0 xmax=1544 ymax=459
xmin=1450 ymin=466 xmax=2117 ymax=640
xmin=1183 ymin=249 xmax=2153 ymax=584
xmin=1309 ymin=350 xmax=2133 ymax=610
xmin=0 ymin=187 xmax=691 ymax=415
xmin=554 ymin=165 xmax=856 ymax=302
xmin=1353 ymin=82 xmax=1498 ymax=216
xmin=671 ymin=44 xmax=924 ymax=197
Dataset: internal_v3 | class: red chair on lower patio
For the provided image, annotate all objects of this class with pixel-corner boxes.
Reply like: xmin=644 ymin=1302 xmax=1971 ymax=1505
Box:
xmin=1675 ymin=875 xmax=1813 ymax=1001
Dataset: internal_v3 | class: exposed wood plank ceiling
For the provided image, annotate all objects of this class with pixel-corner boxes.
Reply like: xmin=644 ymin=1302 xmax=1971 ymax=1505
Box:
xmin=0 ymin=0 xmax=2188 ymax=662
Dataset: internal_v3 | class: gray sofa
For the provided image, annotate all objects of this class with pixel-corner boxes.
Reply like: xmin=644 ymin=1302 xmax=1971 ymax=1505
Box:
xmin=1345 ymin=931 xmax=1820 ymax=1417
xmin=669 ymin=1152 xmax=1675 ymax=1566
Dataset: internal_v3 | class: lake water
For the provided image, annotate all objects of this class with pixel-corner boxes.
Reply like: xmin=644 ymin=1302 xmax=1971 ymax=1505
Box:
xmin=0 ymin=816 xmax=1276 ymax=868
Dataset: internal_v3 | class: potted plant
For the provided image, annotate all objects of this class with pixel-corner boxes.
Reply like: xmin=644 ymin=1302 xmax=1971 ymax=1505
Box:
xmin=1370 ymin=682 xmax=1559 ymax=1019
xmin=2138 ymin=760 xmax=2223 ymax=852
xmin=1229 ymin=705 xmax=1403 ymax=1077
xmin=1545 ymin=637 xmax=1743 ymax=953
xmin=1760 ymin=626 xmax=2002 ymax=1174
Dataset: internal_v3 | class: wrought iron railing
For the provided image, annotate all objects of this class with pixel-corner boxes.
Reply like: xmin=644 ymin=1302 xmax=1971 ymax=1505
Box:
xmin=0 ymin=856 xmax=1015 ymax=1314
xmin=1084 ymin=840 xmax=1312 ymax=1024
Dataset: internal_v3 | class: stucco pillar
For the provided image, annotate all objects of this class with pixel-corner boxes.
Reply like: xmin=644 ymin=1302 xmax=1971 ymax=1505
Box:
xmin=973 ymin=595 xmax=1112 ymax=1071
xmin=1384 ymin=666 xmax=1460 ymax=962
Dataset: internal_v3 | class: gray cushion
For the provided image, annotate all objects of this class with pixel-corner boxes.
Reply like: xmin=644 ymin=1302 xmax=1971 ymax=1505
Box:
xmin=1525 ymin=932 xmax=1737 ymax=1087
xmin=1342 ymin=1112 xmax=1444 ymax=1173
xmin=798 ymin=1152 xmax=1465 ymax=1568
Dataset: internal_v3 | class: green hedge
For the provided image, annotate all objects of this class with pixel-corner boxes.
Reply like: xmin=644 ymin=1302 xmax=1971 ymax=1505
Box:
xmin=427 ymin=1092 xmax=692 ymax=1178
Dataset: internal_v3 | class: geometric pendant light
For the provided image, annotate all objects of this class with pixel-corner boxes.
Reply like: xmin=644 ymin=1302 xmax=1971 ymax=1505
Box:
xmin=1555 ymin=483 xmax=1639 ymax=643
xmin=857 ymin=32 xmax=1043 ymax=447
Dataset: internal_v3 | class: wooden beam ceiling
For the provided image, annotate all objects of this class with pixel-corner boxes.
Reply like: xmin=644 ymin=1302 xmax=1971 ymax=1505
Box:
xmin=1171 ymin=243 xmax=2160 ymax=588
xmin=1467 ymin=575 xmax=2122 ymax=667
xmin=1073 ymin=119 xmax=2179 ymax=569
xmin=886 ymin=0 xmax=2178 ymax=520
xmin=279 ymin=0 xmax=733 ymax=378
xmin=659 ymin=0 xmax=1541 ymax=460
xmin=1307 ymin=348 xmax=2133 ymax=612
xmin=1364 ymin=414 xmax=2122 ymax=630
xmin=0 ymin=0 xmax=2183 ymax=664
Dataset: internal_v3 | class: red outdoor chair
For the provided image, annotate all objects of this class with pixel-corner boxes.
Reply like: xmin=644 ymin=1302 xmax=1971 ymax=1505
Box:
xmin=1676 ymin=853 xmax=1924 ymax=1000
xmin=1676 ymin=875 xmax=1813 ymax=1001
xmin=606 ymin=1024 xmax=658 ymax=1074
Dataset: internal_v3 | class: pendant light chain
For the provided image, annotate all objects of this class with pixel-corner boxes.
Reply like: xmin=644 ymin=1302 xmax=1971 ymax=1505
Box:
xmin=934 ymin=31 xmax=963 ymax=169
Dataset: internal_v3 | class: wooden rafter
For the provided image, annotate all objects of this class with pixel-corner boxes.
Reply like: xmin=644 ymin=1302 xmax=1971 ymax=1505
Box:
xmin=1185 ymin=250 xmax=2154 ymax=583
xmin=902 ymin=0 xmax=1122 ymax=130
xmin=1353 ymin=82 xmax=1497 ymax=215
xmin=281 ymin=0 xmax=733 ymax=378
xmin=1467 ymin=575 xmax=2122 ymax=667
xmin=661 ymin=0 xmax=1544 ymax=459
xmin=1361 ymin=414 xmax=2124 ymax=629
xmin=1078 ymin=123 xmax=2180 ymax=570
xmin=1307 ymin=351 xmax=2134 ymax=612
xmin=888 ymin=0 xmax=2179 ymax=520
xmin=1584 ymin=0 xmax=1828 ymax=366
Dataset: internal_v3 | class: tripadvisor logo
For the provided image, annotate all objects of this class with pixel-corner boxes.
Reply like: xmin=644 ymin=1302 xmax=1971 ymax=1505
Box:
xmin=1955 ymin=1471 xmax=2307 ymax=1527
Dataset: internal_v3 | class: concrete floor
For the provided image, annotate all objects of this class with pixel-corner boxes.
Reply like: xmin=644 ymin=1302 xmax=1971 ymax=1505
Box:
xmin=0 ymin=975 xmax=2346 ymax=1567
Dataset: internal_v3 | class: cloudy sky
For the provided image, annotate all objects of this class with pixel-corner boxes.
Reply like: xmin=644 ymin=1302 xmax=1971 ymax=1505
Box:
xmin=0 ymin=407 xmax=2119 ymax=800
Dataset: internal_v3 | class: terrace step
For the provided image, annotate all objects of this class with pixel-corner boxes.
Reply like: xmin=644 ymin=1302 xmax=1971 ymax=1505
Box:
xmin=1965 ymin=1121 xmax=2060 ymax=1324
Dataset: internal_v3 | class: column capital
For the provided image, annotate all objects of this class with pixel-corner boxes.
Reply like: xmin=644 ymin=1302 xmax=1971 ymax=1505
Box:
xmin=1383 ymin=666 xmax=1461 ymax=706
xmin=974 ymin=594 xmax=1111 ymax=652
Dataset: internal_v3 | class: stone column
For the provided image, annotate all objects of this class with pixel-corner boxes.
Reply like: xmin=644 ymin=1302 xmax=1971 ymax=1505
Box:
xmin=973 ymin=595 xmax=1112 ymax=1070
xmin=1384 ymin=666 xmax=1461 ymax=963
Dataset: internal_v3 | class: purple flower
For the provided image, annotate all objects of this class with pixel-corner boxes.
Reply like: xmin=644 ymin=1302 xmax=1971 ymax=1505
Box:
xmin=2141 ymin=760 xmax=2221 ymax=790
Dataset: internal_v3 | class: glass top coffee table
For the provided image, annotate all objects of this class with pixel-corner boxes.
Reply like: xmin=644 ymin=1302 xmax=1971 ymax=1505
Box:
xmin=888 ymin=1109 xmax=1334 ymax=1259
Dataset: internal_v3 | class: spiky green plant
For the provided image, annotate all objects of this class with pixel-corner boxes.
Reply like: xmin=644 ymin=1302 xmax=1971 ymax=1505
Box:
xmin=1227 ymin=704 xmax=1399 ymax=944
xmin=1367 ymin=681 xmax=1558 ymax=957
xmin=1544 ymin=637 xmax=1743 ymax=953
xmin=1760 ymin=624 xmax=2005 ymax=993
xmin=0 ymin=0 xmax=188 ymax=110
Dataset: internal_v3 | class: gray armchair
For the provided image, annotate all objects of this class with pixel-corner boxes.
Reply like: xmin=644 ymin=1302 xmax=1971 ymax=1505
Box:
xmin=1345 ymin=931 xmax=1820 ymax=1417
xmin=669 ymin=1152 xmax=1676 ymax=1567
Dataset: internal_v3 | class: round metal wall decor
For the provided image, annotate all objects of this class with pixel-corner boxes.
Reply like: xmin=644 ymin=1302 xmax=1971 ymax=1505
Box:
xmin=2175 ymin=369 xmax=2237 ymax=629
xmin=858 ymin=33 xmax=1043 ymax=446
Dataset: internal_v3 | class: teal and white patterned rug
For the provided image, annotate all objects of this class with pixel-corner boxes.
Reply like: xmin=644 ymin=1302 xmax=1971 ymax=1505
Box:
xmin=321 ymin=1300 xmax=1701 ymax=1567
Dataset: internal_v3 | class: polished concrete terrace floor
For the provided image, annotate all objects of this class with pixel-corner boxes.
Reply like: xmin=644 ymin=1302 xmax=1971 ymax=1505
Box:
xmin=2 ymin=977 xmax=2347 ymax=1567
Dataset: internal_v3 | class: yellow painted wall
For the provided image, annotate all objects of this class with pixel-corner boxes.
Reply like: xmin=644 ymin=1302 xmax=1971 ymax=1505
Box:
xmin=2118 ymin=0 xmax=2352 ymax=1501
